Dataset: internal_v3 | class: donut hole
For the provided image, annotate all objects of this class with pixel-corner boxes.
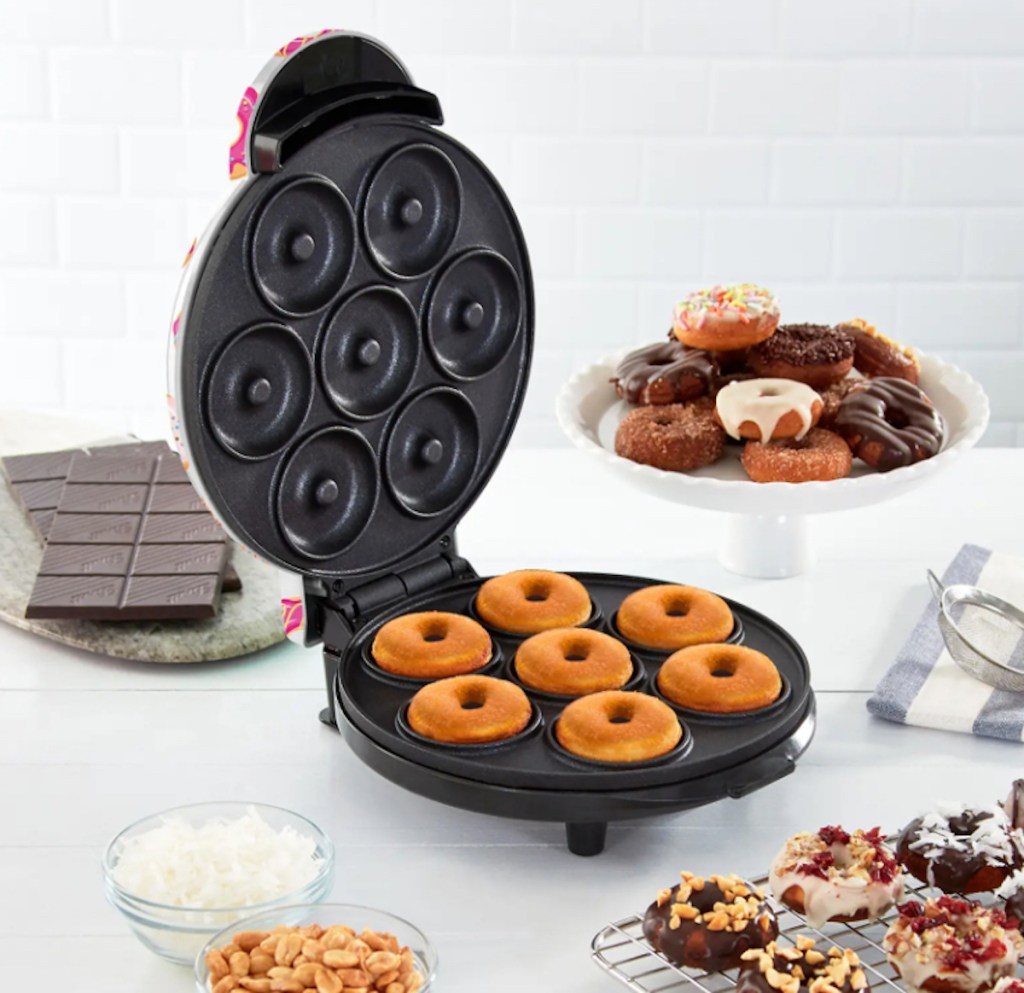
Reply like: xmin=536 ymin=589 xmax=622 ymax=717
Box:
xmin=607 ymin=703 xmax=634 ymax=725
xmin=664 ymin=595 xmax=691 ymax=618
xmin=421 ymin=620 xmax=448 ymax=643
xmin=523 ymin=580 xmax=551 ymax=603
xmin=457 ymin=687 xmax=487 ymax=711
xmin=884 ymin=406 xmax=910 ymax=429
xmin=760 ymin=388 xmax=781 ymax=397
xmin=708 ymin=655 xmax=737 ymax=678
xmin=563 ymin=640 xmax=591 ymax=663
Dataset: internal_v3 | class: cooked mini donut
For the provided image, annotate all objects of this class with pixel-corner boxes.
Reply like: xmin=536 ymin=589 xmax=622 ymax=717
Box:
xmin=616 ymin=584 xmax=733 ymax=650
xmin=514 ymin=628 xmax=632 ymax=696
xmin=747 ymin=323 xmax=855 ymax=389
xmin=672 ymin=284 xmax=780 ymax=352
xmin=897 ymin=802 xmax=1024 ymax=894
xmin=475 ymin=570 xmax=591 ymax=634
xmin=371 ymin=611 xmax=492 ymax=679
xmin=739 ymin=938 xmax=868 ymax=993
xmin=657 ymin=644 xmax=781 ymax=714
xmin=612 ymin=339 xmax=716 ymax=405
xmin=614 ymin=398 xmax=725 ymax=472
xmin=555 ymin=690 xmax=682 ymax=763
xmin=406 ymin=674 xmax=532 ymax=744
xmin=716 ymin=378 xmax=823 ymax=442
xmin=770 ymin=826 xmax=904 ymax=928
xmin=818 ymin=378 xmax=860 ymax=430
xmin=643 ymin=871 xmax=778 ymax=971
xmin=741 ymin=428 xmax=853 ymax=483
xmin=840 ymin=318 xmax=919 ymax=384
xmin=884 ymin=897 xmax=1022 ymax=993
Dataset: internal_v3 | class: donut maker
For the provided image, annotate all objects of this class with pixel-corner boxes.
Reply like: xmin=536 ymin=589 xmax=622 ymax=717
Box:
xmin=168 ymin=30 xmax=816 ymax=855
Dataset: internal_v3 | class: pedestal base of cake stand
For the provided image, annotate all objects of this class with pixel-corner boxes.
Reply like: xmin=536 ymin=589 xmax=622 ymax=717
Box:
xmin=720 ymin=513 xmax=813 ymax=579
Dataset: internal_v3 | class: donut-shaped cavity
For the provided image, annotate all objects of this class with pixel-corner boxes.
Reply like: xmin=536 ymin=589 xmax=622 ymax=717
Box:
xmin=275 ymin=427 xmax=378 ymax=559
xmin=385 ymin=387 xmax=479 ymax=517
xmin=205 ymin=323 xmax=313 ymax=460
xmin=319 ymin=286 xmax=420 ymax=418
xmin=426 ymin=249 xmax=522 ymax=380
xmin=251 ymin=177 xmax=355 ymax=315
xmin=363 ymin=144 xmax=462 ymax=279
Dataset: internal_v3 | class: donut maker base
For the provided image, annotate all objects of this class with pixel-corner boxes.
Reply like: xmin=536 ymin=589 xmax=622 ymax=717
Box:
xmin=591 ymin=840 xmax=1019 ymax=991
xmin=317 ymin=566 xmax=816 ymax=856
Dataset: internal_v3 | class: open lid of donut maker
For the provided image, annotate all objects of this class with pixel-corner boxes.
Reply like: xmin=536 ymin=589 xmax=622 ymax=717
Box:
xmin=168 ymin=30 xmax=815 ymax=855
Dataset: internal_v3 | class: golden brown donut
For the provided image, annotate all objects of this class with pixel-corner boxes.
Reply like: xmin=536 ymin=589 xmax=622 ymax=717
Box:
xmin=741 ymin=428 xmax=852 ymax=483
xmin=840 ymin=318 xmax=919 ymax=384
xmin=475 ymin=570 xmax=591 ymax=634
xmin=556 ymin=690 xmax=682 ymax=762
xmin=514 ymin=628 xmax=633 ymax=696
xmin=406 ymin=675 xmax=532 ymax=744
xmin=614 ymin=398 xmax=725 ymax=472
xmin=371 ymin=611 xmax=492 ymax=679
xmin=616 ymin=584 xmax=733 ymax=651
xmin=657 ymin=645 xmax=782 ymax=714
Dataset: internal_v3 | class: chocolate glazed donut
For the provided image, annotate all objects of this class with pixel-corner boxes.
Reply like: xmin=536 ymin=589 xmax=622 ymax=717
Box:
xmin=612 ymin=340 xmax=717 ymax=405
xmin=835 ymin=377 xmax=944 ymax=471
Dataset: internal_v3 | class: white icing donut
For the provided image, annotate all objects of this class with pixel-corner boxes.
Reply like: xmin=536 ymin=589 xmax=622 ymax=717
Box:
xmin=769 ymin=826 xmax=904 ymax=929
xmin=883 ymin=897 xmax=1022 ymax=993
xmin=715 ymin=378 xmax=820 ymax=442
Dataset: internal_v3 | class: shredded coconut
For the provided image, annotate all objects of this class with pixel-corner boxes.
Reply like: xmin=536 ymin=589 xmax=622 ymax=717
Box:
xmin=909 ymin=803 xmax=1023 ymax=866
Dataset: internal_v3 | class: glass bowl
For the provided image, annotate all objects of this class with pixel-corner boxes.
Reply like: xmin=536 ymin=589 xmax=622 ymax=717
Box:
xmin=102 ymin=801 xmax=335 ymax=965
xmin=193 ymin=902 xmax=438 ymax=993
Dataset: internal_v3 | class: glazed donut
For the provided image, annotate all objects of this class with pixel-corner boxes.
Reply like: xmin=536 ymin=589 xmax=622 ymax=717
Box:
xmin=514 ymin=628 xmax=632 ymax=696
xmin=616 ymin=584 xmax=734 ymax=651
xmin=555 ymin=690 xmax=682 ymax=763
xmin=406 ymin=674 xmax=532 ymax=744
xmin=769 ymin=826 xmax=904 ymax=928
xmin=474 ymin=570 xmax=591 ymax=634
xmin=884 ymin=897 xmax=1022 ymax=993
xmin=716 ymin=378 xmax=823 ymax=442
xmin=371 ymin=611 xmax=492 ymax=679
xmin=672 ymin=284 xmax=780 ymax=352
xmin=739 ymin=938 xmax=868 ymax=993
xmin=993 ymin=980 xmax=1024 ymax=993
xmin=835 ymin=378 xmax=944 ymax=471
xmin=657 ymin=644 xmax=782 ymax=714
xmin=747 ymin=323 xmax=855 ymax=389
xmin=897 ymin=802 xmax=1024 ymax=894
xmin=643 ymin=871 xmax=778 ymax=971
xmin=741 ymin=428 xmax=853 ymax=483
xmin=614 ymin=398 xmax=725 ymax=472
xmin=840 ymin=318 xmax=919 ymax=384
xmin=612 ymin=339 xmax=716 ymax=405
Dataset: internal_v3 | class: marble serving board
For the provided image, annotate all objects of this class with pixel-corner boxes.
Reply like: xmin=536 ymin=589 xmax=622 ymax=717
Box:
xmin=0 ymin=411 xmax=286 ymax=663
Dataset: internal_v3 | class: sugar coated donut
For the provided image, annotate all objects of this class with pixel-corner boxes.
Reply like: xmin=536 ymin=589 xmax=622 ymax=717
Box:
xmin=616 ymin=584 xmax=733 ymax=651
xmin=406 ymin=674 xmax=532 ymax=744
xmin=836 ymin=378 xmax=944 ymax=472
xmin=514 ymin=628 xmax=632 ymax=696
xmin=474 ymin=570 xmax=591 ymax=634
xmin=371 ymin=611 xmax=492 ymax=679
xmin=897 ymin=802 xmax=1024 ymax=894
xmin=840 ymin=318 xmax=919 ymax=384
xmin=657 ymin=644 xmax=781 ymax=714
xmin=742 ymin=428 xmax=852 ymax=483
xmin=673 ymin=284 xmax=780 ymax=351
xmin=884 ymin=897 xmax=1022 ymax=993
xmin=716 ymin=378 xmax=822 ymax=442
xmin=643 ymin=871 xmax=778 ymax=971
xmin=769 ymin=826 xmax=904 ymax=928
xmin=614 ymin=398 xmax=725 ymax=472
xmin=747 ymin=323 xmax=855 ymax=389
xmin=739 ymin=938 xmax=868 ymax=993
xmin=555 ymin=690 xmax=682 ymax=763
xmin=612 ymin=340 xmax=716 ymax=405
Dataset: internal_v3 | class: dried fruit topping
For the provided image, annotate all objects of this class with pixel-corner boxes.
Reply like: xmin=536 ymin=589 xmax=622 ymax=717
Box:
xmin=818 ymin=825 xmax=851 ymax=846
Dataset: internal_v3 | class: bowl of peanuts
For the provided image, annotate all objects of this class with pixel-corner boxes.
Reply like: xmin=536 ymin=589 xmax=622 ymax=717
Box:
xmin=194 ymin=904 xmax=436 ymax=993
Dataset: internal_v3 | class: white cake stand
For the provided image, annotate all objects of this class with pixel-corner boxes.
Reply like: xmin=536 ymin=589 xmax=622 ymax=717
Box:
xmin=556 ymin=353 xmax=989 ymax=578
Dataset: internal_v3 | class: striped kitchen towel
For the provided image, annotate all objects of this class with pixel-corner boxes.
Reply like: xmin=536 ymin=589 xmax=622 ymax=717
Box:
xmin=867 ymin=544 xmax=1024 ymax=742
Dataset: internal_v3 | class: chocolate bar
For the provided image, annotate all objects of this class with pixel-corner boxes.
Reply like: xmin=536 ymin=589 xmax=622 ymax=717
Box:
xmin=2 ymin=441 xmax=242 ymax=592
xmin=25 ymin=449 xmax=228 ymax=620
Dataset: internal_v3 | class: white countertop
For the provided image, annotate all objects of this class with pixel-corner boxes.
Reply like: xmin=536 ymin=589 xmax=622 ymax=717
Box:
xmin=3 ymin=448 xmax=1021 ymax=992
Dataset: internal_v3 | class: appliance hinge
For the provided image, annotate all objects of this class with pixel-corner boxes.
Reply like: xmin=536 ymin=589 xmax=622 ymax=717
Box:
xmin=343 ymin=553 xmax=473 ymax=624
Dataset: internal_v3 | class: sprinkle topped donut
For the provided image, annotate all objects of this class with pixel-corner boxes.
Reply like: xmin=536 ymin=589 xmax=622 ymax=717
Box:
xmin=673 ymin=284 xmax=780 ymax=351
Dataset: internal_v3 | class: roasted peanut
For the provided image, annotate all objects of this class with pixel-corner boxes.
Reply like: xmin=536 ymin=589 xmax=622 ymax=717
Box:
xmin=213 ymin=977 xmax=240 ymax=993
xmin=236 ymin=932 xmax=270 ymax=953
xmin=365 ymin=952 xmax=401 ymax=976
xmin=230 ymin=951 xmax=251 ymax=977
xmin=207 ymin=950 xmax=231 ymax=983
xmin=239 ymin=980 xmax=273 ymax=993
xmin=292 ymin=963 xmax=320 ymax=986
xmin=276 ymin=934 xmax=304 ymax=967
xmin=314 ymin=968 xmax=343 ymax=993
xmin=269 ymin=980 xmax=304 ymax=993
xmin=323 ymin=950 xmax=360 ymax=969
xmin=250 ymin=952 xmax=275 ymax=975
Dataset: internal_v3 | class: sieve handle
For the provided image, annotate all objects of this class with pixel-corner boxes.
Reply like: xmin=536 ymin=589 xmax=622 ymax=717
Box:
xmin=926 ymin=569 xmax=945 ymax=603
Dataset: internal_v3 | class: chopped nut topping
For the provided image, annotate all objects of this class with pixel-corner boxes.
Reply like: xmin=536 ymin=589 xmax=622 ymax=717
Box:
xmin=804 ymin=950 xmax=826 ymax=965
xmin=656 ymin=889 xmax=672 ymax=908
xmin=796 ymin=936 xmax=816 ymax=952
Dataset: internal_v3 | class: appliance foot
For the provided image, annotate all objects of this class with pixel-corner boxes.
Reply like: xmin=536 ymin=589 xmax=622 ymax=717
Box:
xmin=319 ymin=707 xmax=338 ymax=729
xmin=565 ymin=821 xmax=607 ymax=856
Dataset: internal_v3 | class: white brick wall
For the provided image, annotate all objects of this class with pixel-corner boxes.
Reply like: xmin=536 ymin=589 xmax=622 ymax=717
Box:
xmin=1 ymin=0 xmax=1023 ymax=447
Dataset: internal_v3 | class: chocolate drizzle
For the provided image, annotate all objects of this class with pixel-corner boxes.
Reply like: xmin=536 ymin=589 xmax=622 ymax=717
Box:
xmin=612 ymin=340 xmax=716 ymax=405
xmin=835 ymin=377 xmax=945 ymax=471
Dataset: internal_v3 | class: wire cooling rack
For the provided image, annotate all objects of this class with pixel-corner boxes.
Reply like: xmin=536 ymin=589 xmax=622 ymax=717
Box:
xmin=591 ymin=856 xmax=1021 ymax=993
